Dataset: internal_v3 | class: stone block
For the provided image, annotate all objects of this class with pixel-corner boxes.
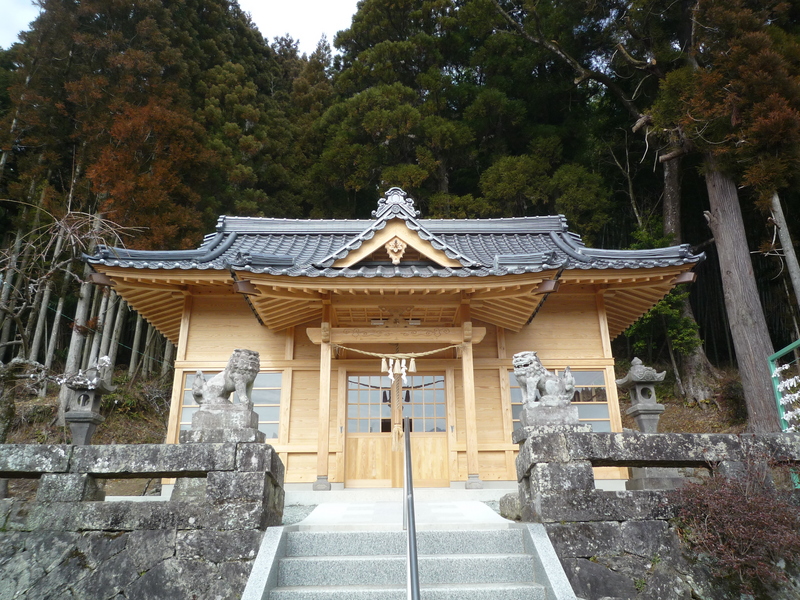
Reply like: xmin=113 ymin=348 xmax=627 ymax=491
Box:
xmin=171 ymin=477 xmax=207 ymax=502
xmin=528 ymin=461 xmax=595 ymax=495
xmin=236 ymin=443 xmax=285 ymax=486
xmin=545 ymin=521 xmax=623 ymax=557
xmin=520 ymin=404 xmax=580 ymax=429
xmin=645 ymin=563 xmax=694 ymax=600
xmin=626 ymin=467 xmax=687 ymax=490
xmin=525 ymin=490 xmax=674 ymax=523
xmin=77 ymin=530 xmax=130 ymax=569
xmin=69 ymin=547 xmax=139 ymax=598
xmin=0 ymin=444 xmax=72 ymax=477
xmin=620 ymin=520 xmax=669 ymax=557
xmin=23 ymin=501 xmax=193 ymax=532
xmin=36 ymin=473 xmax=105 ymax=502
xmin=176 ymin=529 xmax=263 ymax=563
xmin=515 ymin=433 xmax=571 ymax=482
xmin=756 ymin=432 xmax=800 ymax=461
xmin=512 ymin=424 xmax=591 ymax=445
xmin=560 ymin=557 xmax=639 ymax=599
xmin=126 ymin=529 xmax=176 ymax=572
xmin=70 ymin=443 xmax=236 ymax=476
xmin=566 ymin=432 xmax=748 ymax=467
xmin=180 ymin=428 xmax=265 ymax=444
xmin=499 ymin=492 xmax=522 ymax=521
xmin=197 ymin=501 xmax=272 ymax=530
xmin=206 ymin=471 xmax=270 ymax=503
xmin=191 ymin=403 xmax=259 ymax=430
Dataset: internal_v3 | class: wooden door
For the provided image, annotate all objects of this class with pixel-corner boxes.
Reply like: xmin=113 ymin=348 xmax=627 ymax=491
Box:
xmin=344 ymin=374 xmax=449 ymax=487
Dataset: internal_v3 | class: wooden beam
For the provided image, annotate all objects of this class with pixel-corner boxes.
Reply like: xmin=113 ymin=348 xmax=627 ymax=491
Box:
xmin=306 ymin=326 xmax=486 ymax=345
xmin=330 ymin=295 xmax=460 ymax=308
xmin=264 ymin=308 xmax=322 ymax=331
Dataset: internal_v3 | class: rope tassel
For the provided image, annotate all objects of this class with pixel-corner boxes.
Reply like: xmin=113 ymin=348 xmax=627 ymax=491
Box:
xmin=409 ymin=358 xmax=416 ymax=372
xmin=380 ymin=357 xmax=388 ymax=373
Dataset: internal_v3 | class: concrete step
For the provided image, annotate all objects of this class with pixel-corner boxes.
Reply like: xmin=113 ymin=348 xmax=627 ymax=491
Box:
xmin=278 ymin=553 xmax=536 ymax=587
xmin=285 ymin=529 xmax=525 ymax=557
xmin=270 ymin=582 xmax=546 ymax=600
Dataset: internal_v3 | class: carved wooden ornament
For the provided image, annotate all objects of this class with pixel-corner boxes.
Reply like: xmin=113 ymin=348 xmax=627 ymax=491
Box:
xmin=384 ymin=237 xmax=407 ymax=265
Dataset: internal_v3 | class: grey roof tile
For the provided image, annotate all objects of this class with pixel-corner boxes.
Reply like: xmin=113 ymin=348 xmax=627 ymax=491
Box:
xmin=86 ymin=188 xmax=703 ymax=277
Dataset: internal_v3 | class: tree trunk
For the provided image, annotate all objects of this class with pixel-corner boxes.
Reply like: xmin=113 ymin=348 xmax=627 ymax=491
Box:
xmin=29 ymin=233 xmax=66 ymax=363
xmin=141 ymin=324 xmax=155 ymax=379
xmin=128 ymin=314 xmax=144 ymax=378
xmin=39 ymin=262 xmax=72 ymax=396
xmin=662 ymin=157 xmax=681 ymax=246
xmin=771 ymin=192 xmax=800 ymax=314
xmin=161 ymin=341 xmax=174 ymax=378
xmin=108 ymin=300 xmax=127 ymax=371
xmin=703 ymin=154 xmax=780 ymax=432
xmin=99 ymin=291 xmax=116 ymax=359
xmin=18 ymin=283 xmax=45 ymax=359
xmin=662 ymin=155 xmax=720 ymax=406
xmin=0 ymin=229 xmax=24 ymax=361
xmin=56 ymin=270 xmax=93 ymax=424
xmin=87 ymin=287 xmax=109 ymax=367
xmin=80 ymin=285 xmax=101 ymax=370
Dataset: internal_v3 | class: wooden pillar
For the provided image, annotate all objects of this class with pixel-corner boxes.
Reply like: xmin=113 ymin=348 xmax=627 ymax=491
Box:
xmin=315 ymin=300 xmax=333 ymax=490
xmin=461 ymin=318 xmax=482 ymax=488
xmin=166 ymin=294 xmax=192 ymax=445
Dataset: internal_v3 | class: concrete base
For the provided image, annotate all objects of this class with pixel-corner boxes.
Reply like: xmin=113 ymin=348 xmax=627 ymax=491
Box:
xmin=312 ymin=476 xmax=332 ymax=491
xmin=284 ymin=484 xmax=518 ymax=507
xmin=291 ymin=500 xmax=512 ymax=531
xmin=465 ymin=474 xmax=484 ymax=489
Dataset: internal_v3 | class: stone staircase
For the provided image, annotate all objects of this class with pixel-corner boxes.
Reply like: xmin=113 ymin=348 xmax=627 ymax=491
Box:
xmin=268 ymin=528 xmax=547 ymax=600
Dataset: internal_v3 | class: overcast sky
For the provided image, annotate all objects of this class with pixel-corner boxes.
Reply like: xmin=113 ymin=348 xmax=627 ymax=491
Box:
xmin=0 ymin=0 xmax=360 ymax=55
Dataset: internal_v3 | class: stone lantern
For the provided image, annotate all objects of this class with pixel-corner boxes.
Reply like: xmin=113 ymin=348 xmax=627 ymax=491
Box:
xmin=64 ymin=357 xmax=116 ymax=445
xmin=617 ymin=358 xmax=686 ymax=490
xmin=615 ymin=357 xmax=666 ymax=433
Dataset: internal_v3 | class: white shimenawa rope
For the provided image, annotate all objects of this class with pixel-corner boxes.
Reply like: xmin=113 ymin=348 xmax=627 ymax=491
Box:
xmin=331 ymin=342 xmax=464 ymax=450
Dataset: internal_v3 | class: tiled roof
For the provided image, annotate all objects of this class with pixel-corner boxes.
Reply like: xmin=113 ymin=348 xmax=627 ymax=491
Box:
xmin=86 ymin=188 xmax=703 ymax=277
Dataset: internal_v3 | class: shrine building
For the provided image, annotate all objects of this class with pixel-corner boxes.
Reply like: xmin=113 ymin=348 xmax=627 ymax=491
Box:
xmin=85 ymin=188 xmax=703 ymax=489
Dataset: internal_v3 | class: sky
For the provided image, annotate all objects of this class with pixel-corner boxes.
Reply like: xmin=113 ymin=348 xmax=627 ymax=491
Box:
xmin=0 ymin=0 xmax=360 ymax=55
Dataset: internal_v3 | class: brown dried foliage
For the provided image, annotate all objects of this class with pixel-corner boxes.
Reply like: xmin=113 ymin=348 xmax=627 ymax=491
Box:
xmin=671 ymin=455 xmax=800 ymax=596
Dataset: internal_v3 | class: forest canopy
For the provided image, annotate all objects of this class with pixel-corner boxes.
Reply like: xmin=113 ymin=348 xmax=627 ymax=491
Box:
xmin=1 ymin=0 xmax=798 ymax=431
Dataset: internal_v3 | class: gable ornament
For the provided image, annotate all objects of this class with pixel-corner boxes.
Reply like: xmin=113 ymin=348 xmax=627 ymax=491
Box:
xmin=384 ymin=237 xmax=408 ymax=265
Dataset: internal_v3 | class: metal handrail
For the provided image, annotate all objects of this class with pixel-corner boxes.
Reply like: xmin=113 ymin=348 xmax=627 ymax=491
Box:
xmin=402 ymin=416 xmax=421 ymax=600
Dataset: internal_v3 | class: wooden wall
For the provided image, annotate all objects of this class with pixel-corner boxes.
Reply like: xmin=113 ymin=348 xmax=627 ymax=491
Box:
xmin=169 ymin=289 xmax=621 ymax=485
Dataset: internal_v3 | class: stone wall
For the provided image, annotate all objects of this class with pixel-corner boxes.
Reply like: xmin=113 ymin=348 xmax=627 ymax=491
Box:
xmin=512 ymin=430 xmax=800 ymax=599
xmin=0 ymin=442 xmax=284 ymax=599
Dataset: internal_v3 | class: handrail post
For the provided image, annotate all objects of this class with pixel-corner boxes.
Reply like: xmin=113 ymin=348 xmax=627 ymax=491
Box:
xmin=403 ymin=416 xmax=421 ymax=600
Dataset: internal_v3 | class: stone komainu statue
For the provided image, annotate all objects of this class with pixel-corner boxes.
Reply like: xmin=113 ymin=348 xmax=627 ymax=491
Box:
xmin=512 ymin=350 xmax=575 ymax=408
xmin=192 ymin=349 xmax=260 ymax=407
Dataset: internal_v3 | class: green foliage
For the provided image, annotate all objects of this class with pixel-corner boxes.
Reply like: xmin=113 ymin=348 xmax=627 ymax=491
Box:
xmin=624 ymin=289 xmax=701 ymax=360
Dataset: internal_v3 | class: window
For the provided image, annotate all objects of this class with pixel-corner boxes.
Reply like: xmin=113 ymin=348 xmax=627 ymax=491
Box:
xmin=180 ymin=371 xmax=282 ymax=439
xmin=346 ymin=375 xmax=391 ymax=433
xmin=405 ymin=375 xmax=446 ymax=433
xmin=509 ymin=369 xmax=610 ymax=432
xmin=346 ymin=374 xmax=446 ymax=433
